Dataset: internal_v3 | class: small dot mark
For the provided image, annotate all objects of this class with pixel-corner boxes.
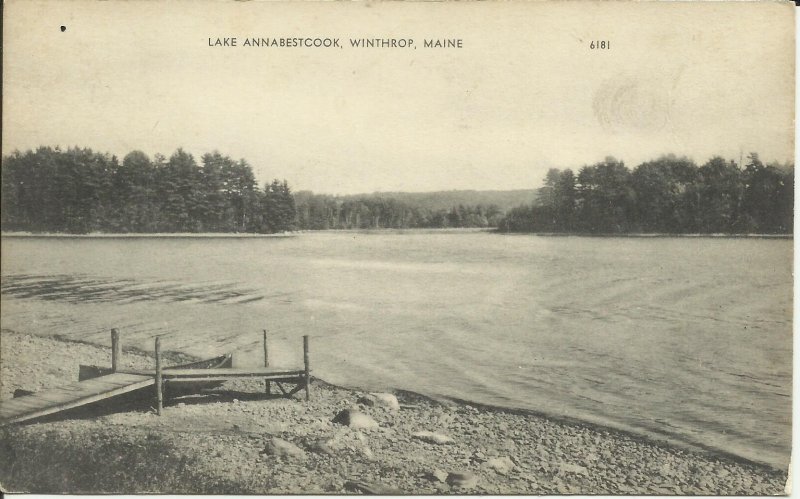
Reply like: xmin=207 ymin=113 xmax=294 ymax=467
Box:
xmin=60 ymin=26 xmax=66 ymax=32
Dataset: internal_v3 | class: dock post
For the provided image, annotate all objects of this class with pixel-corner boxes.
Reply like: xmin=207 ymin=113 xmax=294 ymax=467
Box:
xmin=263 ymin=330 xmax=271 ymax=395
xmin=111 ymin=328 xmax=120 ymax=372
xmin=303 ymin=335 xmax=310 ymax=401
xmin=155 ymin=336 xmax=163 ymax=416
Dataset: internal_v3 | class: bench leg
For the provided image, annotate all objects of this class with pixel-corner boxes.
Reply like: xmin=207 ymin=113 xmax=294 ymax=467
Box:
xmin=303 ymin=335 xmax=310 ymax=401
xmin=155 ymin=337 xmax=163 ymax=416
xmin=274 ymin=382 xmax=288 ymax=396
xmin=287 ymin=382 xmax=304 ymax=398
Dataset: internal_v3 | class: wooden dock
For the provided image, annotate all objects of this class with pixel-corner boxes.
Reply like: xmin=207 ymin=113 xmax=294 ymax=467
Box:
xmin=0 ymin=373 xmax=153 ymax=425
xmin=0 ymin=330 xmax=312 ymax=425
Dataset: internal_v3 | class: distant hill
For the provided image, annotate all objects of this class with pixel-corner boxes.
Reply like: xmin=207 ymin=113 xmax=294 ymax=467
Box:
xmin=339 ymin=189 xmax=538 ymax=212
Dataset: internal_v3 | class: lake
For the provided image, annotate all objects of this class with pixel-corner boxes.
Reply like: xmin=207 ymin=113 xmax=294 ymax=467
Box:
xmin=0 ymin=231 xmax=792 ymax=469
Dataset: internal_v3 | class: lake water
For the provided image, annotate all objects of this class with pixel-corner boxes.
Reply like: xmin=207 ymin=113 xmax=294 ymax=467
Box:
xmin=0 ymin=232 xmax=792 ymax=469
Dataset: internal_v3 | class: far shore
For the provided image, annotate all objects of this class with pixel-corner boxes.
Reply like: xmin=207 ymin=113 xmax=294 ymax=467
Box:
xmin=0 ymin=329 xmax=789 ymax=494
xmin=0 ymin=231 xmax=298 ymax=239
xmin=494 ymin=231 xmax=793 ymax=239
xmin=1 ymin=229 xmax=792 ymax=239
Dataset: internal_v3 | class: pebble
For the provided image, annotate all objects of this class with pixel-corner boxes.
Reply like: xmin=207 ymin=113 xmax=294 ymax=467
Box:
xmin=361 ymin=446 xmax=375 ymax=460
xmin=308 ymin=438 xmax=336 ymax=456
xmin=358 ymin=393 xmax=400 ymax=411
xmin=331 ymin=409 xmax=379 ymax=430
xmin=430 ymin=469 xmax=449 ymax=482
xmin=412 ymin=431 xmax=454 ymax=445
xmin=262 ymin=437 xmax=306 ymax=460
xmin=486 ymin=456 xmax=516 ymax=475
xmin=500 ymin=438 xmax=517 ymax=451
xmin=345 ymin=480 xmax=402 ymax=494
xmin=446 ymin=471 xmax=478 ymax=489
xmin=558 ymin=463 xmax=588 ymax=475
xmin=433 ymin=482 xmax=451 ymax=493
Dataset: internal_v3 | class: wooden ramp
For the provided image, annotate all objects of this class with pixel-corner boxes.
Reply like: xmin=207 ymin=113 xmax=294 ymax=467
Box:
xmin=0 ymin=373 xmax=153 ymax=426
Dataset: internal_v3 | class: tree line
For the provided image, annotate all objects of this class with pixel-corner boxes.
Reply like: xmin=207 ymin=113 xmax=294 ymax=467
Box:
xmin=499 ymin=154 xmax=793 ymax=234
xmin=1 ymin=147 xmax=296 ymax=233
xmin=0 ymin=146 xmax=504 ymax=233
xmin=3 ymin=147 xmax=791 ymax=235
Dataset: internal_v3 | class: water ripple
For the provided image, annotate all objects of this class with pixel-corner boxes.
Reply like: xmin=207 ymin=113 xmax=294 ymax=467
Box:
xmin=1 ymin=274 xmax=265 ymax=305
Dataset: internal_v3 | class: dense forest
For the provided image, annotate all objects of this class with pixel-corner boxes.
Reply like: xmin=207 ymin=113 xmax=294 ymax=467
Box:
xmin=0 ymin=146 xmax=505 ymax=233
xmin=1 ymin=147 xmax=296 ymax=233
xmin=499 ymin=154 xmax=794 ymax=234
xmin=1 ymin=147 xmax=793 ymax=235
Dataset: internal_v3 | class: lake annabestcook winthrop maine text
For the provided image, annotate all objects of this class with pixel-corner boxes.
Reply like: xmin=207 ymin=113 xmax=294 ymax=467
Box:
xmin=207 ymin=37 xmax=463 ymax=48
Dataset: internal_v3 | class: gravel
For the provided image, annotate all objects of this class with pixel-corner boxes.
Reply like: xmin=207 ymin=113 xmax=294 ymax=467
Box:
xmin=0 ymin=329 xmax=789 ymax=494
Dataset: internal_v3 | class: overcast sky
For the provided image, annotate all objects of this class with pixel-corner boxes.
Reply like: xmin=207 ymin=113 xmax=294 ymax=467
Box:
xmin=3 ymin=1 xmax=794 ymax=195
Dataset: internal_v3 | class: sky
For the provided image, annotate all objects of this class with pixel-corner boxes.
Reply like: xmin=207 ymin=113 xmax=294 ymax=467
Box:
xmin=3 ymin=1 xmax=795 ymax=195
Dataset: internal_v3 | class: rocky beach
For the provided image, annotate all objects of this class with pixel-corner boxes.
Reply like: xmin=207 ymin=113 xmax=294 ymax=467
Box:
xmin=0 ymin=330 xmax=789 ymax=494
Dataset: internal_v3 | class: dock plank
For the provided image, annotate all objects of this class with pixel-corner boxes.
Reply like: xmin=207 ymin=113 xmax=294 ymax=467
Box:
xmin=0 ymin=373 xmax=153 ymax=425
xmin=117 ymin=367 xmax=306 ymax=379
xmin=162 ymin=367 xmax=306 ymax=379
xmin=159 ymin=374 xmax=306 ymax=383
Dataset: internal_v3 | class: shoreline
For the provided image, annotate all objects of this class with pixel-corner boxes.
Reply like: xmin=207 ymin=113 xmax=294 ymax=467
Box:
xmin=9 ymin=330 xmax=786 ymax=473
xmin=1 ymin=229 xmax=792 ymax=239
xmin=494 ymin=230 xmax=793 ymax=239
xmin=0 ymin=231 xmax=298 ymax=239
xmin=0 ymin=329 xmax=789 ymax=494
xmin=0 ymin=228 xmax=490 ymax=238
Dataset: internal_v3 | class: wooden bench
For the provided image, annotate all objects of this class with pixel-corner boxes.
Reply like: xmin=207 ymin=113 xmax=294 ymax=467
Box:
xmin=152 ymin=334 xmax=311 ymax=414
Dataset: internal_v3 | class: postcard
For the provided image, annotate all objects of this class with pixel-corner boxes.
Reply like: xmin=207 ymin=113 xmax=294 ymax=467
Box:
xmin=0 ymin=0 xmax=794 ymax=495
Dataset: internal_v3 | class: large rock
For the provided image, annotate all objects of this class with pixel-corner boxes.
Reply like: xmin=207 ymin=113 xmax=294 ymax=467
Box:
xmin=427 ymin=469 xmax=449 ymax=483
xmin=358 ymin=392 xmax=401 ymax=411
xmin=331 ymin=409 xmax=379 ymax=430
xmin=446 ymin=471 xmax=478 ymax=489
xmin=486 ymin=456 xmax=515 ymax=475
xmin=263 ymin=437 xmax=306 ymax=460
xmin=412 ymin=430 xmax=454 ymax=445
